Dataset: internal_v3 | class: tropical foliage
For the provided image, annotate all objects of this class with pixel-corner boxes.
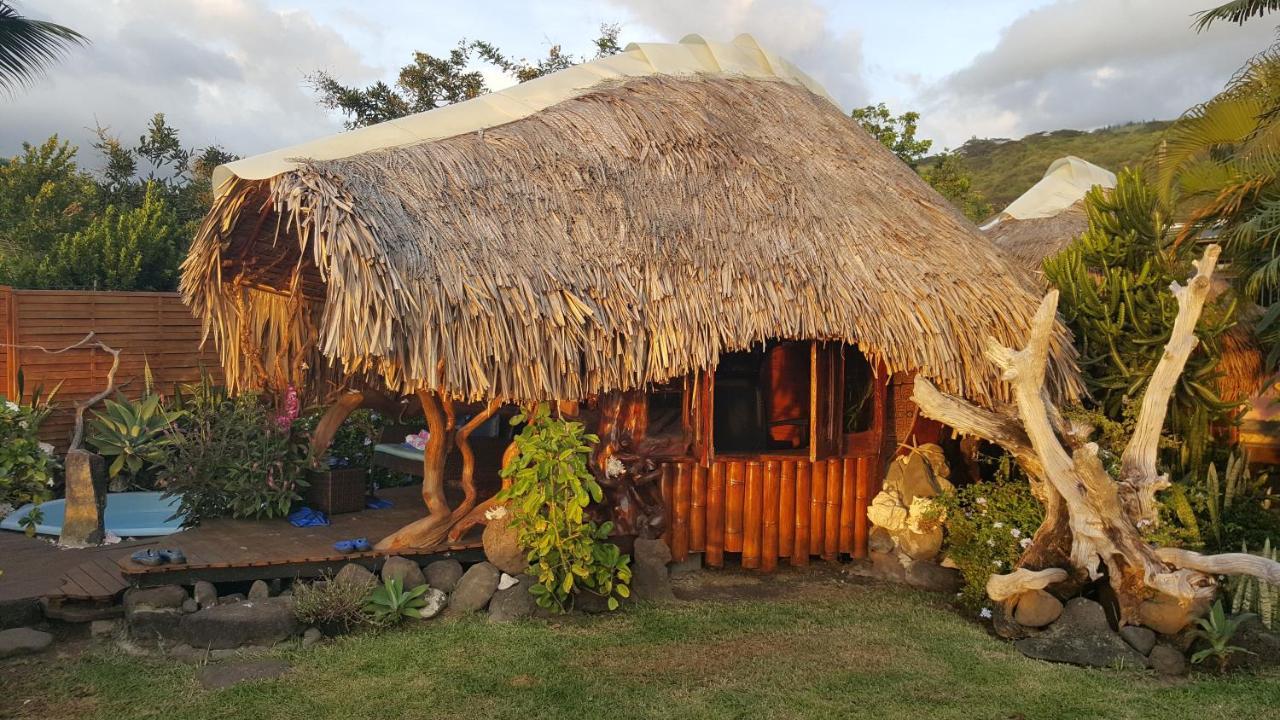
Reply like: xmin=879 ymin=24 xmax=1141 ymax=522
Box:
xmin=86 ymin=392 xmax=179 ymax=484
xmin=1190 ymin=600 xmax=1252 ymax=671
xmin=496 ymin=405 xmax=631 ymax=613
xmin=0 ymin=382 xmax=59 ymax=508
xmin=363 ymin=578 xmax=431 ymax=626
xmin=0 ymin=1 xmax=84 ymax=93
xmin=920 ymin=152 xmax=994 ymax=222
xmin=850 ymin=103 xmax=932 ymax=168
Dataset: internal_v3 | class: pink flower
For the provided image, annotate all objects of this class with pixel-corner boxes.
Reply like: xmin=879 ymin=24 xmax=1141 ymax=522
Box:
xmin=275 ymin=385 xmax=300 ymax=430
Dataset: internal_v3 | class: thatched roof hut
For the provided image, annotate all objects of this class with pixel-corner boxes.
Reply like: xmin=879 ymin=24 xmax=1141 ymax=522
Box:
xmin=182 ymin=34 xmax=1079 ymax=409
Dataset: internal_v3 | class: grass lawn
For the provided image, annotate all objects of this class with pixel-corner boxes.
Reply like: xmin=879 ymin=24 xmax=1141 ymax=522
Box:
xmin=5 ymin=569 xmax=1279 ymax=720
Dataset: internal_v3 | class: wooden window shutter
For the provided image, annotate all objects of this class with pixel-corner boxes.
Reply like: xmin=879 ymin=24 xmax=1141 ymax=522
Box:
xmin=809 ymin=341 xmax=843 ymax=460
xmin=690 ymin=368 xmax=715 ymax=466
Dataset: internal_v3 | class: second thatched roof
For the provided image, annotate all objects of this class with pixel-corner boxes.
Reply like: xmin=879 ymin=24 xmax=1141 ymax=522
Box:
xmin=183 ymin=35 xmax=1080 ymax=408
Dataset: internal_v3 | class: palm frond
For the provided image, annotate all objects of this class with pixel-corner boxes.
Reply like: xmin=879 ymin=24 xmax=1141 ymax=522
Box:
xmin=0 ymin=1 xmax=86 ymax=94
xmin=1196 ymin=0 xmax=1280 ymax=30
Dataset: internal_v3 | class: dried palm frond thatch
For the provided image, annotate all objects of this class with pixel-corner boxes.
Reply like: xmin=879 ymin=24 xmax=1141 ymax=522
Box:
xmin=183 ymin=73 xmax=1081 ymax=408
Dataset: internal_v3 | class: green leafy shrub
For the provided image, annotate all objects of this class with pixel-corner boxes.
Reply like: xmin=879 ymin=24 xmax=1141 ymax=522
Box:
xmin=0 ymin=382 xmax=60 ymax=508
xmin=1191 ymin=600 xmax=1252 ymax=672
xmin=937 ymin=456 xmax=1044 ymax=612
xmin=159 ymin=376 xmax=307 ymax=523
xmin=87 ymin=393 xmax=180 ymax=486
xmin=363 ymin=577 xmax=429 ymax=626
xmin=496 ymin=404 xmax=631 ymax=613
xmin=293 ymin=573 xmax=375 ymax=634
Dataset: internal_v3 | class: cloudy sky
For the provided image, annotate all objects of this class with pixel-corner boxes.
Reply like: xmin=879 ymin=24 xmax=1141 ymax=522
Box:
xmin=3 ymin=0 xmax=1273 ymax=167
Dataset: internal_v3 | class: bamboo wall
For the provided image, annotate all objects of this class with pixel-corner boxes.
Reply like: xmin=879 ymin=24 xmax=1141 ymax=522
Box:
xmin=660 ymin=455 xmax=881 ymax=569
xmin=0 ymin=287 xmax=221 ymax=450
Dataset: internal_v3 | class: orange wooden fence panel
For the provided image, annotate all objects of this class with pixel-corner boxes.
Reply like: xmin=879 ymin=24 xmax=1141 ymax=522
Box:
xmin=0 ymin=287 xmax=222 ymax=450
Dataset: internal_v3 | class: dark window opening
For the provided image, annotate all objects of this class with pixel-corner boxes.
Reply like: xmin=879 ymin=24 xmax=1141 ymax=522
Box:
xmin=843 ymin=345 xmax=876 ymax=434
xmin=647 ymin=379 xmax=685 ymax=440
xmin=713 ymin=340 xmax=811 ymax=453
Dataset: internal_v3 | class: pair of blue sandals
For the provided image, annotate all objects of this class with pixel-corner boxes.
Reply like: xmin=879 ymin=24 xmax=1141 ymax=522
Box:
xmin=334 ymin=537 xmax=372 ymax=553
xmin=130 ymin=548 xmax=186 ymax=566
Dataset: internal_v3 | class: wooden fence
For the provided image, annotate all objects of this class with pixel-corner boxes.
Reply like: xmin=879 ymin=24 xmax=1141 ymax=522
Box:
xmin=0 ymin=286 xmax=221 ymax=450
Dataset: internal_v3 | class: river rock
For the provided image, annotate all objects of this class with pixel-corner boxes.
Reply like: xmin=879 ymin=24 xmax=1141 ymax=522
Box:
xmin=179 ymin=598 xmax=300 ymax=650
xmin=482 ymin=509 xmax=527 ymax=575
xmin=125 ymin=585 xmax=188 ymax=612
xmin=333 ymin=563 xmax=377 ymax=590
xmin=1013 ymin=589 xmax=1063 ymax=628
xmin=898 ymin=526 xmax=943 ymax=561
xmin=419 ymin=587 xmax=448 ymax=619
xmin=425 ymin=559 xmax=464 ymax=593
xmin=1138 ymin=595 xmax=1208 ymax=635
xmin=302 ymin=627 xmax=322 ymax=648
xmin=0 ymin=627 xmax=53 ymax=658
xmin=451 ymin=562 xmax=500 ymax=612
xmin=193 ymin=581 xmax=217 ymax=610
xmin=1150 ymin=644 xmax=1188 ymax=676
xmin=1015 ymin=598 xmax=1149 ymax=669
xmin=868 ymin=526 xmax=895 ymax=553
xmin=488 ymin=576 xmax=537 ymax=622
xmin=381 ymin=556 xmax=426 ymax=590
xmin=904 ymin=559 xmax=962 ymax=593
xmin=247 ymin=580 xmax=271 ymax=601
xmin=632 ymin=538 xmax=674 ymax=602
xmin=1119 ymin=625 xmax=1157 ymax=656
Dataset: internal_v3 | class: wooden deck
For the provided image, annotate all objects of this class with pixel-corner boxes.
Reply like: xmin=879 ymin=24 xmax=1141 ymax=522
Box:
xmin=0 ymin=485 xmax=483 ymax=606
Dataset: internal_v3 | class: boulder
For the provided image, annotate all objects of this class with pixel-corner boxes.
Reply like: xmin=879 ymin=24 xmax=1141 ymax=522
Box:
xmin=1138 ymin=595 xmax=1208 ymax=636
xmin=125 ymin=585 xmax=189 ymax=642
xmin=247 ymin=580 xmax=271 ymax=601
xmin=193 ymin=581 xmax=218 ymax=610
xmin=488 ymin=577 xmax=537 ymax=622
xmin=1149 ymin=644 xmax=1189 ymax=676
xmin=632 ymin=538 xmax=675 ymax=602
xmin=882 ymin=445 xmax=953 ymax=504
xmin=482 ymin=509 xmax=527 ymax=575
xmin=381 ymin=556 xmax=426 ymax=590
xmin=0 ymin=627 xmax=53 ymax=659
xmin=867 ymin=550 xmax=907 ymax=583
xmin=1013 ymin=590 xmax=1063 ymax=628
xmin=301 ymin=627 xmax=322 ymax=648
xmin=218 ymin=593 xmax=246 ymax=605
xmin=868 ymin=527 xmax=895 ymax=554
xmin=333 ymin=563 xmax=377 ymax=590
xmin=451 ymin=562 xmax=500 ymax=612
xmin=196 ymin=660 xmax=291 ymax=690
xmin=425 ymin=559 xmax=464 ymax=593
xmin=124 ymin=585 xmax=188 ymax=612
xmin=866 ymin=491 xmax=909 ymax=533
xmin=1015 ymin=598 xmax=1150 ymax=669
xmin=419 ymin=588 xmax=448 ymax=619
xmin=897 ymin=526 xmax=943 ymax=562
xmin=181 ymin=599 xmax=199 ymax=614
xmin=1119 ymin=625 xmax=1157 ymax=656
xmin=179 ymin=598 xmax=300 ymax=650
xmin=903 ymin=560 xmax=962 ymax=593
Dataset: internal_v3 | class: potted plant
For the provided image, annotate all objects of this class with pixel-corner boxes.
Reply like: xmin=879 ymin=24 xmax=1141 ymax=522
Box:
xmin=299 ymin=408 xmax=383 ymax=515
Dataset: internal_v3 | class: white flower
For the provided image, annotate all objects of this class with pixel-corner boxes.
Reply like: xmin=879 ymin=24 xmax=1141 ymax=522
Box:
xmin=975 ymin=497 xmax=988 ymax=506
xmin=46 ymin=477 xmax=55 ymax=486
xmin=992 ymin=521 xmax=1004 ymax=529
xmin=484 ymin=505 xmax=509 ymax=521
xmin=605 ymin=456 xmax=625 ymax=478
xmin=1019 ymin=538 xmax=1033 ymax=549
xmin=1010 ymin=528 xmax=1021 ymax=538
xmin=18 ymin=419 xmax=28 ymax=430
xmin=38 ymin=442 xmax=54 ymax=456
xmin=3 ymin=400 xmax=17 ymax=413
xmin=992 ymin=560 xmax=1003 ymax=567
xmin=979 ymin=608 xmax=992 ymax=619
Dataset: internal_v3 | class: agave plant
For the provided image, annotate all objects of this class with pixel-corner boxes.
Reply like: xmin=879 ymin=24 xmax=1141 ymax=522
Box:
xmin=1190 ymin=600 xmax=1253 ymax=672
xmin=363 ymin=577 xmax=430 ymax=626
xmin=87 ymin=393 xmax=180 ymax=479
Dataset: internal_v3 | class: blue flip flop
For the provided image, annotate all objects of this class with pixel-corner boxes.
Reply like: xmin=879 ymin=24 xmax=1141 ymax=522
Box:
xmin=158 ymin=549 xmax=186 ymax=564
xmin=334 ymin=537 xmax=372 ymax=553
xmin=131 ymin=549 xmax=164 ymax=566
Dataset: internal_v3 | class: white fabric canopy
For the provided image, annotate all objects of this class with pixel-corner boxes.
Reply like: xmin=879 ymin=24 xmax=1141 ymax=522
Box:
xmin=212 ymin=34 xmax=834 ymax=194
xmin=995 ymin=156 xmax=1117 ymax=222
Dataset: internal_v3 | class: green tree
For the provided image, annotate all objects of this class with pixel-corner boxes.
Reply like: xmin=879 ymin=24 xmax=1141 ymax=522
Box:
xmin=310 ymin=25 xmax=623 ymax=129
xmin=851 ymin=102 xmax=932 ymax=168
xmin=0 ymin=137 xmax=99 ymax=285
xmin=920 ymin=152 xmax=994 ymax=222
xmin=1043 ymin=169 xmax=1236 ymax=474
xmin=35 ymin=183 xmax=183 ymax=291
xmin=1196 ymin=0 xmax=1280 ymax=28
xmin=0 ymin=1 xmax=85 ymax=93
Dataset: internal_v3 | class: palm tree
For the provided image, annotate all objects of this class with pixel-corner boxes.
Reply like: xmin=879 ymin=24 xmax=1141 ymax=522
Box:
xmin=1196 ymin=0 xmax=1280 ymax=29
xmin=0 ymin=1 xmax=85 ymax=93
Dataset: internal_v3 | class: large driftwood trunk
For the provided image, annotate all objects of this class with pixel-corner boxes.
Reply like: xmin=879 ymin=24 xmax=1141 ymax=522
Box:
xmin=913 ymin=244 xmax=1280 ymax=630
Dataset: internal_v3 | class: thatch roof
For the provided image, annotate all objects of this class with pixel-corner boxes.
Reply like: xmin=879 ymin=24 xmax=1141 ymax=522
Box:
xmin=986 ymin=200 xmax=1090 ymax=278
xmin=183 ymin=35 xmax=1081 ymax=408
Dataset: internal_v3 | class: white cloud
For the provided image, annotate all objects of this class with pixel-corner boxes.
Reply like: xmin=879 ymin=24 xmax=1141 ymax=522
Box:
xmin=605 ymin=0 xmax=868 ymax=108
xmin=1 ymin=0 xmax=375 ymax=168
xmin=920 ymin=0 xmax=1277 ymax=147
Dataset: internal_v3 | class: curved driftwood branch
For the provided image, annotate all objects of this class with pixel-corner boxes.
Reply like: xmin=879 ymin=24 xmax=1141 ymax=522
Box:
xmin=987 ymin=567 xmax=1070 ymax=602
xmin=446 ymin=439 xmax=520 ymax=542
xmin=2 ymin=332 xmax=123 ymax=451
xmin=376 ymin=389 xmax=454 ymax=551
xmin=1156 ymin=547 xmax=1280 ymax=585
xmin=448 ymin=399 xmax=502 ymax=524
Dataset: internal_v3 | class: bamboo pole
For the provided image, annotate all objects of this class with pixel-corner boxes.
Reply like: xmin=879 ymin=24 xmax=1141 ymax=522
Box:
xmin=660 ymin=463 xmax=676 ymax=548
xmin=743 ymin=461 xmax=764 ymax=569
xmin=854 ymin=456 xmax=872 ymax=559
xmin=762 ymin=460 xmax=781 ymax=572
xmin=691 ymin=464 xmax=708 ymax=552
xmin=725 ymin=460 xmax=745 ymax=553
xmin=672 ymin=463 xmax=693 ymax=562
xmin=840 ymin=458 xmax=856 ymax=555
xmin=824 ymin=458 xmax=841 ymax=561
xmin=809 ymin=459 xmax=826 ymax=557
xmin=706 ymin=461 xmax=725 ymax=567
xmin=792 ymin=461 xmax=811 ymax=566
xmin=778 ymin=460 xmax=796 ymax=558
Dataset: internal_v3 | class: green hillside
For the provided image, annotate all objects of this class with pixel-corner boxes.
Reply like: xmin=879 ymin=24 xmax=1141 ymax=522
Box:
xmin=924 ymin=120 xmax=1171 ymax=212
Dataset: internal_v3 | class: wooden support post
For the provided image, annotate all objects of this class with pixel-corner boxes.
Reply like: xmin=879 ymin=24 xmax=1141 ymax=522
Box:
xmin=792 ymin=461 xmax=811 ymax=566
xmin=854 ymin=456 xmax=872 ymax=558
xmin=725 ymin=460 xmax=745 ymax=553
xmin=706 ymin=462 xmax=725 ymax=568
xmin=376 ymin=390 xmax=456 ymax=551
xmin=824 ymin=458 xmax=841 ymax=561
xmin=691 ymin=464 xmax=708 ymax=552
xmin=810 ymin=460 xmax=826 ymax=557
xmin=672 ymin=463 xmax=693 ymax=562
xmin=660 ymin=463 xmax=676 ymax=548
xmin=840 ymin=458 xmax=857 ymax=555
xmin=743 ymin=461 xmax=764 ymax=569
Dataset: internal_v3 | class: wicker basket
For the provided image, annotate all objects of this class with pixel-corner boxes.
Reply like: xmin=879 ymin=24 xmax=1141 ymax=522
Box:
xmin=305 ymin=467 xmax=367 ymax=515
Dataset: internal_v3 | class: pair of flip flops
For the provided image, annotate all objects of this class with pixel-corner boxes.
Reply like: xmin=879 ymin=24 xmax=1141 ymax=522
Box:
xmin=288 ymin=507 xmax=329 ymax=527
xmin=334 ymin=537 xmax=372 ymax=553
xmin=130 ymin=548 xmax=186 ymax=566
